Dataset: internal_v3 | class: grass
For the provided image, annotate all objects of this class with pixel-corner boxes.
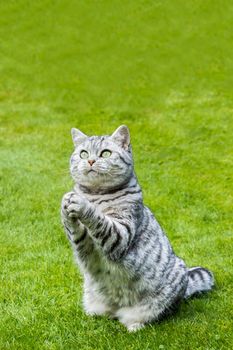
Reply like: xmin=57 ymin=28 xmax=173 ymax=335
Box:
xmin=0 ymin=0 xmax=233 ymax=349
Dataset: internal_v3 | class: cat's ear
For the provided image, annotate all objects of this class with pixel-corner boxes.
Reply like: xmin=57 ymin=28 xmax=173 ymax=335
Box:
xmin=71 ymin=128 xmax=88 ymax=147
xmin=111 ymin=125 xmax=130 ymax=150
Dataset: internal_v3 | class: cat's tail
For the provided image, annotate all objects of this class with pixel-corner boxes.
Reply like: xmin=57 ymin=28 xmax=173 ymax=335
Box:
xmin=184 ymin=266 xmax=214 ymax=299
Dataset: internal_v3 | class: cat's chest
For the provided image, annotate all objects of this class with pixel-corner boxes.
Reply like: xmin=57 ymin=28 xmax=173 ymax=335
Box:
xmin=85 ymin=191 xmax=130 ymax=212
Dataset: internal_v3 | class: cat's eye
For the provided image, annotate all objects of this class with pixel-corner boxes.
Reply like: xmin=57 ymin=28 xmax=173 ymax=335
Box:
xmin=100 ymin=150 xmax=112 ymax=158
xmin=80 ymin=150 xmax=89 ymax=159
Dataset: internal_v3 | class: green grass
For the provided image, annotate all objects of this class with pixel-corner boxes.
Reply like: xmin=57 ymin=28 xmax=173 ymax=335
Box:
xmin=0 ymin=0 xmax=233 ymax=349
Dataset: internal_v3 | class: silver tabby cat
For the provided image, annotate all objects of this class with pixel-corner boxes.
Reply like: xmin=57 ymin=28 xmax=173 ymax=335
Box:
xmin=61 ymin=125 xmax=214 ymax=332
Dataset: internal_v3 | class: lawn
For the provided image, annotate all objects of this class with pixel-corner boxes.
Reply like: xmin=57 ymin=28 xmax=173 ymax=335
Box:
xmin=0 ymin=0 xmax=233 ymax=349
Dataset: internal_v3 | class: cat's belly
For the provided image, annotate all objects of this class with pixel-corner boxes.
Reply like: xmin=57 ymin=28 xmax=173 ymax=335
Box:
xmin=84 ymin=253 xmax=142 ymax=307
xmin=99 ymin=270 xmax=140 ymax=307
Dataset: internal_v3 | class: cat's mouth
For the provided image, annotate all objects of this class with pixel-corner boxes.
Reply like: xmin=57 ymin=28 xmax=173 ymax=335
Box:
xmin=87 ymin=169 xmax=97 ymax=174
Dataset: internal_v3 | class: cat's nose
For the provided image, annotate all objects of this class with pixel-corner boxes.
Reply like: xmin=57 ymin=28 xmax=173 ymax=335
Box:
xmin=88 ymin=159 xmax=96 ymax=166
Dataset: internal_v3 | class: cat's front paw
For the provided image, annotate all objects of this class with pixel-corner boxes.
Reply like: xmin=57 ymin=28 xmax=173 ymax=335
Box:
xmin=61 ymin=191 xmax=86 ymax=219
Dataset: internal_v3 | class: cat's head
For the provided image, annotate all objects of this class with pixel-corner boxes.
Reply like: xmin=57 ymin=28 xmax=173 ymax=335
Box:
xmin=70 ymin=125 xmax=134 ymax=192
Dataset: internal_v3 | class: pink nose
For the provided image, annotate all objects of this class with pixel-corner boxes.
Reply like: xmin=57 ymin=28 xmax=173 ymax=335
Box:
xmin=88 ymin=160 xmax=96 ymax=166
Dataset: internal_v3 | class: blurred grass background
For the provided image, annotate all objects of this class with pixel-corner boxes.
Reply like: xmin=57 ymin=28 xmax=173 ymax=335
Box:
xmin=0 ymin=1 xmax=232 ymax=349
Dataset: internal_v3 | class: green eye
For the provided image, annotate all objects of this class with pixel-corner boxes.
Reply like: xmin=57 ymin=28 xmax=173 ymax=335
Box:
xmin=101 ymin=150 xmax=112 ymax=158
xmin=80 ymin=150 xmax=89 ymax=159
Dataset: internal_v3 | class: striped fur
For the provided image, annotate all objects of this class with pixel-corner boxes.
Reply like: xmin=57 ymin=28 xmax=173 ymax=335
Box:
xmin=61 ymin=125 xmax=214 ymax=332
xmin=185 ymin=267 xmax=214 ymax=298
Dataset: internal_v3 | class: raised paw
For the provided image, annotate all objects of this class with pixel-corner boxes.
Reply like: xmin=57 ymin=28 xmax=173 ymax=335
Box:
xmin=61 ymin=191 xmax=86 ymax=220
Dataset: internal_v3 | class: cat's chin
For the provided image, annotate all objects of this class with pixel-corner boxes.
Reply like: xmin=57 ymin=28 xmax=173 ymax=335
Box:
xmin=76 ymin=178 xmax=125 ymax=194
xmin=78 ymin=176 xmax=107 ymax=188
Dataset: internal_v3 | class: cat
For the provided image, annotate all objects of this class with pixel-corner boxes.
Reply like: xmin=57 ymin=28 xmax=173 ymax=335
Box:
xmin=61 ymin=125 xmax=214 ymax=332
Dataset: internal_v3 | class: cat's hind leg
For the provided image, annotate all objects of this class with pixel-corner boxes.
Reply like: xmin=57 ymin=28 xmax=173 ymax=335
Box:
xmin=115 ymin=296 xmax=171 ymax=332
xmin=115 ymin=304 xmax=148 ymax=332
